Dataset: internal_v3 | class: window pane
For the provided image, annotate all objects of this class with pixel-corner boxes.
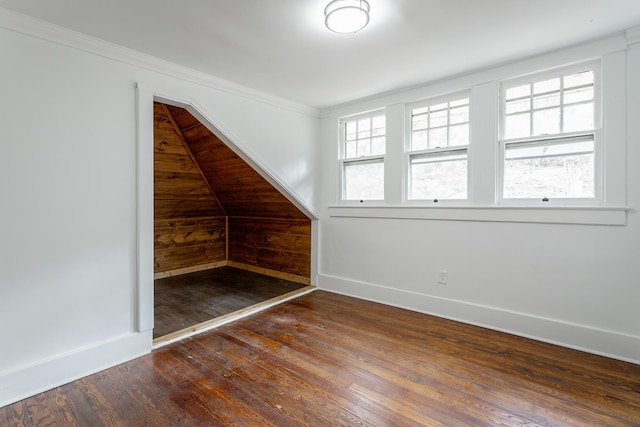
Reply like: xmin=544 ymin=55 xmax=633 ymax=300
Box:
xmin=533 ymin=92 xmax=560 ymax=109
xmin=429 ymin=128 xmax=447 ymax=149
xmin=344 ymin=161 xmax=384 ymax=200
xmin=345 ymin=140 xmax=357 ymax=158
xmin=372 ymin=127 xmax=385 ymax=137
xmin=564 ymin=87 xmax=593 ymax=104
xmin=430 ymin=109 xmax=448 ymax=127
xmin=409 ymin=97 xmax=469 ymax=152
xmin=506 ymin=98 xmax=531 ymax=114
xmin=345 ymin=122 xmax=357 ymax=141
xmin=343 ymin=113 xmax=386 ymax=160
xmin=371 ymin=137 xmax=385 ymax=155
xmin=450 ymin=105 xmax=469 ymax=124
xmin=450 ymin=98 xmax=468 ymax=107
xmin=564 ymin=103 xmax=594 ymax=132
xmin=533 ymin=108 xmax=560 ymax=136
xmin=505 ymin=113 xmax=530 ymax=139
xmin=412 ymin=130 xmax=428 ymax=151
xmin=409 ymin=152 xmax=467 ymax=200
xmin=449 ymin=124 xmax=469 ymax=146
xmin=358 ymin=129 xmax=371 ymax=139
xmin=564 ymin=71 xmax=593 ymax=88
xmin=533 ymin=78 xmax=560 ymax=94
xmin=506 ymin=84 xmax=531 ymax=100
xmin=357 ymin=138 xmax=370 ymax=157
xmin=412 ymin=114 xmax=428 ymax=130
xmin=504 ymin=138 xmax=595 ymax=199
xmin=372 ymin=115 xmax=385 ymax=133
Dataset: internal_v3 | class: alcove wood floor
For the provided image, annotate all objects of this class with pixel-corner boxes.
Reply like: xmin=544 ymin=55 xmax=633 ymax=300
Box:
xmin=2 ymin=291 xmax=639 ymax=426
xmin=154 ymin=266 xmax=308 ymax=340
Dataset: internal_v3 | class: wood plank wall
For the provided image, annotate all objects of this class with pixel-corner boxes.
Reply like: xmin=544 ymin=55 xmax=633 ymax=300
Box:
xmin=228 ymin=217 xmax=311 ymax=278
xmin=154 ymin=103 xmax=227 ymax=273
xmin=154 ymin=103 xmax=311 ymax=281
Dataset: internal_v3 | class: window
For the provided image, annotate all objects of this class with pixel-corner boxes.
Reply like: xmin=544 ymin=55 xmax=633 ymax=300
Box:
xmin=407 ymin=96 xmax=470 ymax=201
xmin=500 ymin=64 xmax=599 ymax=202
xmin=340 ymin=113 xmax=386 ymax=201
xmin=332 ymin=50 xmax=625 ymax=226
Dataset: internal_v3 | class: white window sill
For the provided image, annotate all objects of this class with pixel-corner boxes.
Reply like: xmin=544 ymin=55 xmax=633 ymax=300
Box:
xmin=328 ymin=205 xmax=629 ymax=226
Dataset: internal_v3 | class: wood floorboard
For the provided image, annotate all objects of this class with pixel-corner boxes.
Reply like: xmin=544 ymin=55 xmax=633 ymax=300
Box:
xmin=153 ymin=266 xmax=307 ymax=338
xmin=2 ymin=291 xmax=640 ymax=426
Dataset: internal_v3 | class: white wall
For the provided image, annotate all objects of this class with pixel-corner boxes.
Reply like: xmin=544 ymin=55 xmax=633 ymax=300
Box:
xmin=0 ymin=9 xmax=320 ymax=406
xmin=318 ymin=32 xmax=640 ymax=364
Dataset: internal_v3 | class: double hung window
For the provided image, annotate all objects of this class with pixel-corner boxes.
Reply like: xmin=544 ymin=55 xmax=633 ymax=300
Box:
xmin=334 ymin=57 xmax=619 ymax=225
xmin=340 ymin=113 xmax=386 ymax=201
xmin=407 ymin=96 xmax=470 ymax=201
xmin=500 ymin=64 xmax=599 ymax=203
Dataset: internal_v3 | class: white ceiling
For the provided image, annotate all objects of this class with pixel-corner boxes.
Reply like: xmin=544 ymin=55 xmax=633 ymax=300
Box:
xmin=2 ymin=0 xmax=640 ymax=109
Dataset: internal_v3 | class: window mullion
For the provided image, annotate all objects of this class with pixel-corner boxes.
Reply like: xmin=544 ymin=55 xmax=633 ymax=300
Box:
xmin=470 ymin=81 xmax=500 ymax=205
xmin=560 ymin=77 xmax=565 ymax=132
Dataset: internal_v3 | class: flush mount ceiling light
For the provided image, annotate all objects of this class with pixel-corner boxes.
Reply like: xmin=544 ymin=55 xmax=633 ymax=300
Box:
xmin=324 ymin=0 xmax=370 ymax=34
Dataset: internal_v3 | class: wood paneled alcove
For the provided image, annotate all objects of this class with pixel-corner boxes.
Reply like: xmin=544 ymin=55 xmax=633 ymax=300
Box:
xmin=153 ymin=102 xmax=311 ymax=284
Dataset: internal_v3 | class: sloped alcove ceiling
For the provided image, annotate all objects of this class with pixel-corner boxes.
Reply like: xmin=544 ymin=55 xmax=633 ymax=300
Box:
xmin=153 ymin=102 xmax=311 ymax=280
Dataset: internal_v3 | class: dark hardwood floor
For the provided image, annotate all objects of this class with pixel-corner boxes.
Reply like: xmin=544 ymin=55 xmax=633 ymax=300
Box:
xmin=2 ymin=290 xmax=640 ymax=426
xmin=154 ymin=267 xmax=307 ymax=338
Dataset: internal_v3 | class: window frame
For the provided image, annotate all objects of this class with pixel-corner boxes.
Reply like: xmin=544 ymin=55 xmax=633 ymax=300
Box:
xmin=498 ymin=61 xmax=602 ymax=206
xmin=404 ymin=92 xmax=471 ymax=205
xmin=339 ymin=110 xmax=387 ymax=203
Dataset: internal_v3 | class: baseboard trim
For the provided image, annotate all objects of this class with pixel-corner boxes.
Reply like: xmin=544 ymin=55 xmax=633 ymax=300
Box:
xmin=318 ymin=273 xmax=640 ymax=365
xmin=155 ymin=261 xmax=311 ymax=285
xmin=227 ymin=261 xmax=311 ymax=285
xmin=0 ymin=331 xmax=152 ymax=408
xmin=154 ymin=261 xmax=227 ymax=279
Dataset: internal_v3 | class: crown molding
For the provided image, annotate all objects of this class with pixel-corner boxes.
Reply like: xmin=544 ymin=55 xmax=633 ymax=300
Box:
xmin=0 ymin=7 xmax=320 ymax=118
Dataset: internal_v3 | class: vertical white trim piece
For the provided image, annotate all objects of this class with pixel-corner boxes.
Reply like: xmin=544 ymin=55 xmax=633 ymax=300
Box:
xmin=135 ymin=84 xmax=155 ymax=333
xmin=310 ymin=219 xmax=319 ymax=285
xmin=602 ymin=51 xmax=627 ymax=206
xmin=469 ymin=81 xmax=499 ymax=205
xmin=385 ymin=103 xmax=405 ymax=204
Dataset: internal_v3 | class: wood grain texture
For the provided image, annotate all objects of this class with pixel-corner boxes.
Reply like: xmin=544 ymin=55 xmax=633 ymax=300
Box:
xmin=154 ymin=102 xmax=227 ymax=273
xmin=160 ymin=103 xmax=226 ymax=216
xmin=153 ymin=266 xmax=308 ymax=339
xmin=228 ymin=216 xmax=311 ymax=278
xmin=166 ymin=104 xmax=308 ymax=220
xmin=154 ymin=218 xmax=226 ymax=272
xmin=2 ymin=291 xmax=639 ymax=426
xmin=159 ymin=103 xmax=312 ymax=279
xmin=226 ymin=260 xmax=310 ymax=285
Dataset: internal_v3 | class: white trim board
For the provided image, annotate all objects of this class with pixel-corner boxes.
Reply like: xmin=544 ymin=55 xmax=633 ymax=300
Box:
xmin=318 ymin=274 xmax=640 ymax=365
xmin=328 ymin=205 xmax=629 ymax=226
xmin=0 ymin=331 xmax=152 ymax=408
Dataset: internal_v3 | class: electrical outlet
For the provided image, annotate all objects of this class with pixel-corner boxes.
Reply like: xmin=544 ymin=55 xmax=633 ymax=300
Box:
xmin=438 ymin=270 xmax=448 ymax=285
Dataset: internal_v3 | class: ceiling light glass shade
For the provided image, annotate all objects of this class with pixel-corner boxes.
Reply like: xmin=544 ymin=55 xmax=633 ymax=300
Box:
xmin=324 ymin=0 xmax=370 ymax=34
